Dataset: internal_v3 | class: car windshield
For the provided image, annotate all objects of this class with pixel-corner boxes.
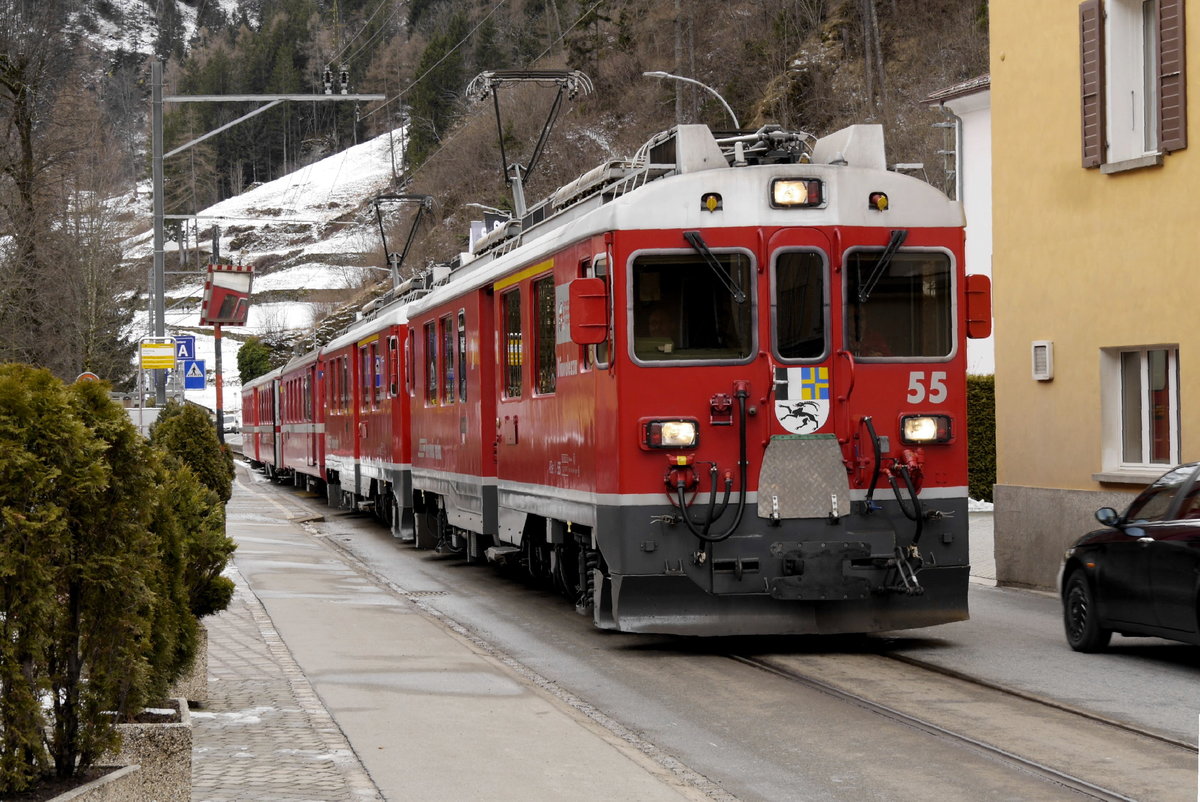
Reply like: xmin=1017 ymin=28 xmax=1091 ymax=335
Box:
xmin=1125 ymin=464 xmax=1198 ymax=522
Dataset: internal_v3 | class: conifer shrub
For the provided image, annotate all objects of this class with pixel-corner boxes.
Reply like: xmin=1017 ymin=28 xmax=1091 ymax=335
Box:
xmin=0 ymin=370 xmax=235 ymax=794
xmin=151 ymin=400 xmax=235 ymax=502
xmin=237 ymin=335 xmax=274 ymax=384
xmin=150 ymin=401 xmax=236 ymax=617
xmin=0 ymin=367 xmax=187 ymax=792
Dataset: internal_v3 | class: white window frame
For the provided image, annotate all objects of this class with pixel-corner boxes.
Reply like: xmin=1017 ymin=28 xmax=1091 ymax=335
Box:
xmin=1098 ymin=345 xmax=1180 ymax=480
xmin=1105 ymin=0 xmax=1159 ymax=164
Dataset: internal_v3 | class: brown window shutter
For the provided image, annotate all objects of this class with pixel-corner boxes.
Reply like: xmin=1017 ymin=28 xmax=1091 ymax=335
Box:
xmin=1080 ymin=0 xmax=1105 ymax=168
xmin=1158 ymin=0 xmax=1187 ymax=152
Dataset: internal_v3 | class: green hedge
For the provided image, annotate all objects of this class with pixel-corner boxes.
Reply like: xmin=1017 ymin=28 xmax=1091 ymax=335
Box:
xmin=0 ymin=369 xmax=236 ymax=794
xmin=967 ymin=375 xmax=996 ymax=503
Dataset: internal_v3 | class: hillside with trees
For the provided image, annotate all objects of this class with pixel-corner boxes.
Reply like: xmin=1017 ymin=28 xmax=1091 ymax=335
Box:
xmin=0 ymin=0 xmax=988 ymax=383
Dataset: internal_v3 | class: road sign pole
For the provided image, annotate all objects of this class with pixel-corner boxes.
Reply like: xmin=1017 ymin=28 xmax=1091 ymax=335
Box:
xmin=215 ymin=324 xmax=225 ymax=444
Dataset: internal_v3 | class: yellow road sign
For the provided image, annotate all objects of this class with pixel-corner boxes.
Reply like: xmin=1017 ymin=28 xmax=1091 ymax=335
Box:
xmin=140 ymin=342 xmax=176 ymax=369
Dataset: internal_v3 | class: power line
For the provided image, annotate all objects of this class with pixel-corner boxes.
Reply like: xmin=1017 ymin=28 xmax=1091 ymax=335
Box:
xmin=532 ymin=0 xmax=606 ymax=64
xmin=361 ymin=0 xmax=508 ymax=122
xmin=340 ymin=1 xmax=408 ymax=70
xmin=328 ymin=0 xmax=396 ymax=67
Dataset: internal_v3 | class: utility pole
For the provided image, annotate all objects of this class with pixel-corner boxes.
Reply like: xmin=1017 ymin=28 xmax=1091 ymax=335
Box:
xmin=152 ymin=61 xmax=167 ymax=404
xmin=149 ymin=58 xmax=383 ymax=418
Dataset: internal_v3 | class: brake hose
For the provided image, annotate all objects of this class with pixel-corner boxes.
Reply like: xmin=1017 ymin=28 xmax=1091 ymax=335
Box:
xmin=676 ymin=386 xmax=749 ymax=543
xmin=888 ymin=465 xmax=924 ymax=545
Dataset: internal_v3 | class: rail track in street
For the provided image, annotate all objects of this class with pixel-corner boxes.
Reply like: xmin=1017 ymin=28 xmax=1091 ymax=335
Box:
xmin=733 ymin=651 xmax=1197 ymax=801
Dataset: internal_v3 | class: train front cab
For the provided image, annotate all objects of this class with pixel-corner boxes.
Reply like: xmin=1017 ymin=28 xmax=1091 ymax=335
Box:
xmin=583 ymin=214 xmax=992 ymax=636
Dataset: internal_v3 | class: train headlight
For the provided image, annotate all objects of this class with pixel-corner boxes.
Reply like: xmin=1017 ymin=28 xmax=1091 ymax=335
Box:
xmin=770 ymin=178 xmax=823 ymax=208
xmin=643 ymin=419 xmax=699 ymax=449
xmin=900 ymin=415 xmax=951 ymax=444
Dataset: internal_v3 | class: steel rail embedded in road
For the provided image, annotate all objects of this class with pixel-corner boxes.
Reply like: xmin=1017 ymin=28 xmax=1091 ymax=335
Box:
xmin=883 ymin=651 xmax=1199 ymax=753
xmin=731 ymin=654 xmax=1179 ymax=802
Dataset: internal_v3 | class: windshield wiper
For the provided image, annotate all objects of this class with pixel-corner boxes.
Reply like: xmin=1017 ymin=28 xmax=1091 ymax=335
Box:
xmin=857 ymin=229 xmax=909 ymax=303
xmin=683 ymin=230 xmax=746 ymax=304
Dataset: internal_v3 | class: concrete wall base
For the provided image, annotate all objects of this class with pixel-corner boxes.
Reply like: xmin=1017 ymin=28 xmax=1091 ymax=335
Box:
xmin=49 ymin=765 xmax=140 ymax=801
xmin=993 ymin=484 xmax=1139 ymax=590
xmin=99 ymin=698 xmax=192 ymax=802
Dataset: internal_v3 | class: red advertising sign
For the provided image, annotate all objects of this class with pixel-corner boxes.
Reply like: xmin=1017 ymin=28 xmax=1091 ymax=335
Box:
xmin=200 ymin=264 xmax=254 ymax=326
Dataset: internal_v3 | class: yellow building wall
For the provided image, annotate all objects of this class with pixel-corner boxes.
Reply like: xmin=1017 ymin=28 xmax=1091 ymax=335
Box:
xmin=991 ymin=1 xmax=1200 ymax=493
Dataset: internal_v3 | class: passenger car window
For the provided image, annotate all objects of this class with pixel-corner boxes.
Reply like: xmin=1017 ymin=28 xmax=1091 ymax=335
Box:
xmin=846 ymin=251 xmax=951 ymax=358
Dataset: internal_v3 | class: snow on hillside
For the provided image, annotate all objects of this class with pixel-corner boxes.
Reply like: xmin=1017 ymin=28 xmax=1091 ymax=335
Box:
xmin=83 ymin=0 xmax=248 ymax=58
xmin=124 ymin=127 xmax=405 ymax=416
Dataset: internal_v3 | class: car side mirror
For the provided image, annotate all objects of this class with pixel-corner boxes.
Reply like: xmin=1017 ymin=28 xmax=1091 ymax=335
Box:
xmin=1095 ymin=507 xmax=1120 ymax=527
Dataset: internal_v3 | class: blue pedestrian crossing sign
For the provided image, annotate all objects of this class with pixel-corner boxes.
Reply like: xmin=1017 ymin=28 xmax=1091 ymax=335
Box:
xmin=183 ymin=360 xmax=206 ymax=390
xmin=175 ymin=335 xmax=196 ymax=361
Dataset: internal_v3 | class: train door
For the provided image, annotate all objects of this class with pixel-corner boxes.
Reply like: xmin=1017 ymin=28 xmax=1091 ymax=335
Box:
xmin=312 ymin=364 xmax=321 ymax=470
xmin=272 ymin=376 xmax=283 ymax=470
xmin=495 ymin=280 xmax=524 ymax=545
xmin=765 ymin=229 xmax=834 ymax=441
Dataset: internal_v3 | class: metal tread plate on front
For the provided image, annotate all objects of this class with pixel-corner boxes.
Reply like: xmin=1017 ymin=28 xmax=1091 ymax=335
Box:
xmin=757 ymin=434 xmax=851 ymax=519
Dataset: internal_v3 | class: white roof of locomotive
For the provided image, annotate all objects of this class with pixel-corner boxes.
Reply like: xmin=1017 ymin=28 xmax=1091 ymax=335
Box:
xmin=321 ymin=301 xmax=410 ymax=353
xmin=405 ymin=124 xmax=962 ymax=317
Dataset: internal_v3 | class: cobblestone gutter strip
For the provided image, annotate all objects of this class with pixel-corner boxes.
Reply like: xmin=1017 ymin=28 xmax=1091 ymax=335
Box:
xmin=192 ymin=564 xmax=382 ymax=802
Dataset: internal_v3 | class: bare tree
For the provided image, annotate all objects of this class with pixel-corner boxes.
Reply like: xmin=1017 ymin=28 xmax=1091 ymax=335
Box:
xmin=0 ymin=0 xmax=70 ymax=365
xmin=0 ymin=1 xmax=138 ymax=383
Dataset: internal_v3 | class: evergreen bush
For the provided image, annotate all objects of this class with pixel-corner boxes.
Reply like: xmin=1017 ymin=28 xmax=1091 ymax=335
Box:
xmin=237 ymin=335 xmax=273 ymax=384
xmin=151 ymin=400 xmax=235 ymax=502
xmin=0 ymin=367 xmax=182 ymax=792
xmin=0 ymin=370 xmax=235 ymax=794
xmin=967 ymin=375 xmax=996 ymax=503
xmin=150 ymin=401 xmax=237 ymax=617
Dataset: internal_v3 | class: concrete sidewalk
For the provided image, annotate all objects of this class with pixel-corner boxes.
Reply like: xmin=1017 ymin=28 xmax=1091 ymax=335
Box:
xmin=191 ymin=466 xmax=706 ymax=801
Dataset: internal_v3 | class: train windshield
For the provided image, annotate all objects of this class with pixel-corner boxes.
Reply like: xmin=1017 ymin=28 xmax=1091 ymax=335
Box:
xmin=631 ymin=252 xmax=753 ymax=362
xmin=774 ymin=251 xmax=826 ymax=360
xmin=846 ymin=251 xmax=952 ymax=358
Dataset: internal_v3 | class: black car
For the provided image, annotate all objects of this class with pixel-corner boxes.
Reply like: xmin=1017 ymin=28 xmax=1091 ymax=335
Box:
xmin=1061 ymin=462 xmax=1200 ymax=652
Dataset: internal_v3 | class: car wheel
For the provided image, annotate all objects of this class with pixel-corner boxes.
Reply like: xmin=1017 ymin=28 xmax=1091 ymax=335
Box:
xmin=1063 ymin=570 xmax=1112 ymax=652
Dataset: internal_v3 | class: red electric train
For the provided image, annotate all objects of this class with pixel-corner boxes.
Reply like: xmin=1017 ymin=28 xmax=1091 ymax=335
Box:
xmin=242 ymin=121 xmax=990 ymax=636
